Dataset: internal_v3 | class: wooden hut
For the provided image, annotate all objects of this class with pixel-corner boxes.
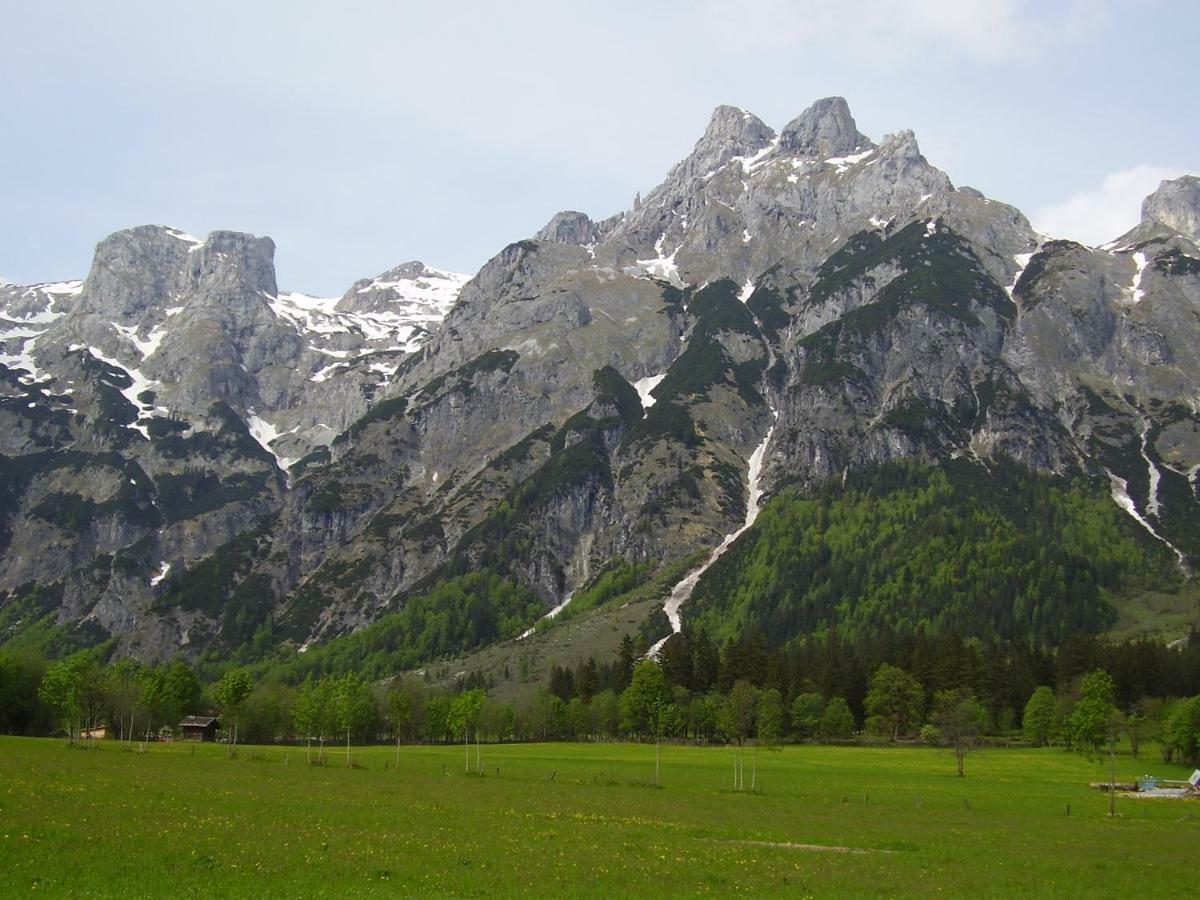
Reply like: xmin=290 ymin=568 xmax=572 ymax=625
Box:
xmin=178 ymin=716 xmax=220 ymax=742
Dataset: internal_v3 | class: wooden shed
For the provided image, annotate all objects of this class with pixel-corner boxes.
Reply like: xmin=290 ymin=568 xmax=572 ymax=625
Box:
xmin=178 ymin=716 xmax=220 ymax=742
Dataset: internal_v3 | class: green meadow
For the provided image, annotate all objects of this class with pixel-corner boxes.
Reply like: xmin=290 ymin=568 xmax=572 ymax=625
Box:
xmin=0 ymin=736 xmax=1196 ymax=897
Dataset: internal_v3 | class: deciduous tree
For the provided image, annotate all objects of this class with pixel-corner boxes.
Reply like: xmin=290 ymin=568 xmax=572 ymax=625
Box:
xmin=1066 ymin=669 xmax=1117 ymax=755
xmin=933 ymin=689 xmax=986 ymax=777
xmin=865 ymin=663 xmax=924 ymax=740
xmin=1022 ymin=686 xmax=1057 ymax=747
xmin=213 ymin=668 xmax=254 ymax=757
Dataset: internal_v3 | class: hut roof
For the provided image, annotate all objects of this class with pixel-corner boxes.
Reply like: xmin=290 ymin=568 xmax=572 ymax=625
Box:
xmin=179 ymin=716 xmax=220 ymax=728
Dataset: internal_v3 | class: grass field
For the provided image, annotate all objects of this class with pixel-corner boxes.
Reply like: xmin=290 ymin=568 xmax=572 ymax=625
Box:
xmin=0 ymin=736 xmax=1196 ymax=897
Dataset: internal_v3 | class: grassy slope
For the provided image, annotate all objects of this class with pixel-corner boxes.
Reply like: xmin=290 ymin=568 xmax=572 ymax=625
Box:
xmin=0 ymin=737 xmax=1196 ymax=898
xmin=1106 ymin=579 xmax=1200 ymax=643
xmin=419 ymin=592 xmax=663 ymax=703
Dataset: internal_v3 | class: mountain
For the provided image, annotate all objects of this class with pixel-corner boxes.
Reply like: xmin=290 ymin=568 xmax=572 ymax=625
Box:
xmin=2 ymin=97 xmax=1199 ymax=673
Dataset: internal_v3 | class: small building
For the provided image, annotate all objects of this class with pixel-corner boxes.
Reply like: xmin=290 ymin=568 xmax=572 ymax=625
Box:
xmin=178 ymin=716 xmax=220 ymax=742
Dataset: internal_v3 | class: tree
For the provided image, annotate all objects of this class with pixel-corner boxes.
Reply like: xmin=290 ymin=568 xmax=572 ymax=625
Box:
xmin=1066 ymin=669 xmax=1117 ymax=755
xmin=620 ymin=660 xmax=675 ymax=785
xmin=718 ymin=679 xmax=758 ymax=790
xmin=932 ymin=689 xmax=986 ymax=777
xmin=291 ymin=681 xmax=324 ymax=763
xmin=592 ymin=689 xmax=621 ymax=739
xmin=160 ymin=660 xmax=202 ymax=727
xmin=1124 ymin=707 xmax=1147 ymax=760
xmin=864 ymin=664 xmax=924 ymax=740
xmin=687 ymin=694 xmax=719 ymax=742
xmin=39 ymin=653 xmax=103 ymax=745
xmin=616 ymin=635 xmax=637 ymax=692
xmin=242 ymin=683 xmax=292 ymax=745
xmin=0 ymin=649 xmax=46 ymax=736
xmin=1162 ymin=696 xmax=1200 ymax=766
xmin=449 ymin=688 xmax=486 ymax=773
xmin=480 ymin=698 xmax=515 ymax=743
xmin=213 ymin=668 xmax=254 ymax=757
xmin=425 ymin=695 xmax=453 ymax=743
xmin=1022 ymin=686 xmax=1057 ymax=747
xmin=137 ymin=665 xmax=166 ymax=746
xmin=790 ymin=692 xmax=825 ymax=741
xmin=756 ymin=688 xmax=786 ymax=748
xmin=385 ymin=686 xmax=411 ymax=769
xmin=565 ymin=697 xmax=589 ymax=740
xmin=104 ymin=658 xmax=142 ymax=743
xmin=816 ymin=697 xmax=855 ymax=740
xmin=332 ymin=674 xmax=376 ymax=767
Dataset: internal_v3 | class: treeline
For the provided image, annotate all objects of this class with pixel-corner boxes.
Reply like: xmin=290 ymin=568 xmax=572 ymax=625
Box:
xmin=642 ymin=627 xmax=1200 ymax=732
xmin=537 ymin=629 xmax=1200 ymax=765
xmin=6 ymin=628 xmax=1199 ymax=770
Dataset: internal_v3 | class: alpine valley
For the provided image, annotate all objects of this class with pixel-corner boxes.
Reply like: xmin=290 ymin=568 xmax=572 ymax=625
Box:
xmin=4 ymin=98 xmax=1200 ymax=685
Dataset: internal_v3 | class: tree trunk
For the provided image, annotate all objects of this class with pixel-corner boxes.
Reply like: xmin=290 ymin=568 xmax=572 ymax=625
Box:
xmin=1108 ymin=739 xmax=1117 ymax=818
xmin=655 ymin=736 xmax=661 ymax=787
xmin=346 ymin=727 xmax=352 ymax=767
xmin=464 ymin=730 xmax=469 ymax=773
xmin=395 ymin=735 xmax=401 ymax=770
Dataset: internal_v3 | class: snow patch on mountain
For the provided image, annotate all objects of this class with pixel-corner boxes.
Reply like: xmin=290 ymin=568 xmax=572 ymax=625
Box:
xmin=246 ymin=410 xmax=295 ymax=471
xmin=634 ymin=372 xmax=667 ymax=409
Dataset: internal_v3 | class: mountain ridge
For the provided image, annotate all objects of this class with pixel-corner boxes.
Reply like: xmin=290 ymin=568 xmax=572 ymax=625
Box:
xmin=2 ymin=97 xmax=1199 ymax=672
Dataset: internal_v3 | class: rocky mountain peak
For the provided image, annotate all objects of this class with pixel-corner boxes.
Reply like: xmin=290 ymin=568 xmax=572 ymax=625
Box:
xmin=1141 ymin=175 xmax=1200 ymax=241
xmin=703 ymin=105 xmax=776 ymax=148
xmin=77 ymin=225 xmax=199 ymax=321
xmin=76 ymin=225 xmax=278 ymax=324
xmin=535 ymin=211 xmax=601 ymax=246
xmin=184 ymin=230 xmax=278 ymax=298
xmin=386 ymin=260 xmax=430 ymax=280
xmin=661 ymin=105 xmax=776 ymax=187
xmin=876 ymin=129 xmax=923 ymax=162
xmin=778 ymin=96 xmax=872 ymax=159
xmin=335 ymin=259 xmax=469 ymax=318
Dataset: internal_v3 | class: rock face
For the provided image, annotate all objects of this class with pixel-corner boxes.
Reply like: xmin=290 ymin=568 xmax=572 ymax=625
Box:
xmin=1141 ymin=176 xmax=1200 ymax=240
xmin=534 ymin=212 xmax=602 ymax=246
xmin=778 ymin=96 xmax=871 ymax=158
xmin=3 ymin=97 xmax=1200 ymax=664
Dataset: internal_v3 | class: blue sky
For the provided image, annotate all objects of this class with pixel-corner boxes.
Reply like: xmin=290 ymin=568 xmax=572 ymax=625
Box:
xmin=2 ymin=1 xmax=1197 ymax=294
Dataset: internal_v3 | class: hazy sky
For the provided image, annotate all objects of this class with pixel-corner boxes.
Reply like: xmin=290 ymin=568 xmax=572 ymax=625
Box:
xmin=3 ymin=1 xmax=1197 ymax=294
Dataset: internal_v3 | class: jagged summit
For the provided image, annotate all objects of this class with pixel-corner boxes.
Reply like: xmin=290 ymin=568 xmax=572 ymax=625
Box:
xmin=779 ymin=96 xmax=872 ymax=159
xmin=584 ymin=95 xmax=977 ymax=291
xmin=699 ymin=104 xmax=776 ymax=152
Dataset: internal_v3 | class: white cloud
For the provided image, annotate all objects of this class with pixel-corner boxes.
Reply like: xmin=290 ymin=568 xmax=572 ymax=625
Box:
xmin=1031 ymin=164 xmax=1186 ymax=246
xmin=697 ymin=0 xmax=1116 ymax=63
